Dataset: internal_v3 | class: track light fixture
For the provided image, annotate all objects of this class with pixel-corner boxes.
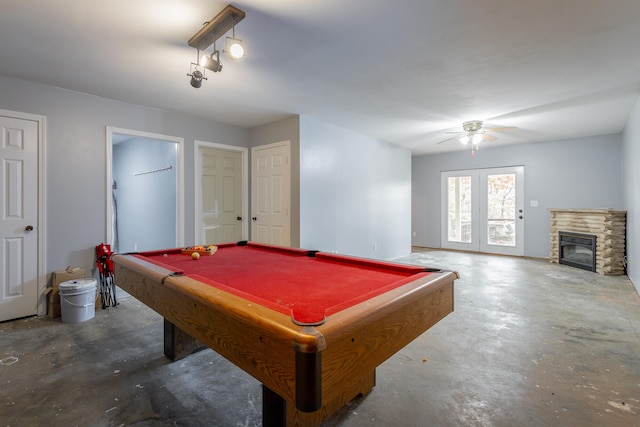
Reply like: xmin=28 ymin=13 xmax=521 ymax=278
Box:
xmin=187 ymin=50 xmax=208 ymax=88
xmin=190 ymin=69 xmax=204 ymax=88
xmin=225 ymin=37 xmax=244 ymax=60
xmin=224 ymin=24 xmax=244 ymax=60
xmin=200 ymin=49 xmax=223 ymax=72
xmin=186 ymin=5 xmax=245 ymax=87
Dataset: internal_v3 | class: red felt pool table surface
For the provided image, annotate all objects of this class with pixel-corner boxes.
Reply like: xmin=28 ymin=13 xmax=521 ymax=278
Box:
xmin=136 ymin=242 xmax=432 ymax=325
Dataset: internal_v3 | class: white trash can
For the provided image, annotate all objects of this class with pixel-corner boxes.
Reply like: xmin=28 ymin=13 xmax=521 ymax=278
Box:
xmin=59 ymin=279 xmax=97 ymax=323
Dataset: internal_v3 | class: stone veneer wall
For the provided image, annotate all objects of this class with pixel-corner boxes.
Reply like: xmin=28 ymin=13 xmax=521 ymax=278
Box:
xmin=549 ymin=209 xmax=627 ymax=275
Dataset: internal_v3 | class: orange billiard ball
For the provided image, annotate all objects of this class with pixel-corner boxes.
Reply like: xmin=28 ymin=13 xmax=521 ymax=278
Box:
xmin=191 ymin=252 xmax=200 ymax=260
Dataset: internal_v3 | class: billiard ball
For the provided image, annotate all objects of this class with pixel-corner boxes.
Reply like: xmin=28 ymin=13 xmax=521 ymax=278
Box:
xmin=192 ymin=252 xmax=200 ymax=260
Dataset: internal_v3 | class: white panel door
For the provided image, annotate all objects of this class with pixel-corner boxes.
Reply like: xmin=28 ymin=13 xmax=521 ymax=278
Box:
xmin=442 ymin=166 xmax=524 ymax=256
xmin=251 ymin=141 xmax=290 ymax=246
xmin=1 ymin=115 xmax=38 ymax=321
xmin=199 ymin=147 xmax=243 ymax=244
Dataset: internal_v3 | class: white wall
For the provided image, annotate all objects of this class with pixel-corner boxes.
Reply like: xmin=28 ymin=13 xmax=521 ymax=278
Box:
xmin=299 ymin=116 xmax=412 ymax=260
xmin=622 ymin=99 xmax=640 ymax=292
xmin=412 ymin=134 xmax=624 ymax=258
xmin=0 ymin=74 xmax=250 ymax=276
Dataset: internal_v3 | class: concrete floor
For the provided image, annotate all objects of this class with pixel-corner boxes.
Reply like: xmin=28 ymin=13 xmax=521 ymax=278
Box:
xmin=2 ymin=249 xmax=639 ymax=426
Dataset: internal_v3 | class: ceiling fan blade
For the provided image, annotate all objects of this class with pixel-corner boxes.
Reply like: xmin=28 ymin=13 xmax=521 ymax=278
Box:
xmin=481 ymin=133 xmax=497 ymax=142
xmin=483 ymin=126 xmax=517 ymax=132
xmin=436 ymin=136 xmax=459 ymax=145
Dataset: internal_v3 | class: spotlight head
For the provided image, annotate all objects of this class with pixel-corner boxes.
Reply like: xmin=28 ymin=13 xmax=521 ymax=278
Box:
xmin=190 ymin=69 xmax=203 ymax=88
xmin=200 ymin=51 xmax=223 ymax=72
xmin=225 ymin=37 xmax=244 ymax=59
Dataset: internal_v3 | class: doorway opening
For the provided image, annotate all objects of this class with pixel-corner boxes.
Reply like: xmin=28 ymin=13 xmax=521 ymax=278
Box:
xmin=106 ymin=127 xmax=184 ymax=252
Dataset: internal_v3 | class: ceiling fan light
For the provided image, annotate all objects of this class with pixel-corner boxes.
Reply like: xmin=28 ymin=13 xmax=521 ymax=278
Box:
xmin=460 ymin=134 xmax=471 ymax=144
xmin=471 ymin=133 xmax=483 ymax=144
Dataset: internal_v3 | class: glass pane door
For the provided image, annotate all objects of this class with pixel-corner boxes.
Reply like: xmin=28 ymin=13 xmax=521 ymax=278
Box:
xmin=486 ymin=173 xmax=516 ymax=247
xmin=479 ymin=166 xmax=524 ymax=255
xmin=441 ymin=170 xmax=479 ymax=251
xmin=447 ymin=175 xmax=472 ymax=243
xmin=442 ymin=167 xmax=524 ymax=255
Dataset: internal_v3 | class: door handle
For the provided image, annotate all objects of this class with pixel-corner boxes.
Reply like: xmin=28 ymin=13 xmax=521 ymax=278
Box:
xmin=25 ymin=225 xmax=34 ymax=231
xmin=237 ymin=216 xmax=242 ymax=221
xmin=252 ymin=217 xmax=257 ymax=222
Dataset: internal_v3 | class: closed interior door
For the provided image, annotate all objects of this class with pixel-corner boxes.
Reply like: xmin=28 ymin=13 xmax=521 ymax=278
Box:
xmin=0 ymin=115 xmax=38 ymax=321
xmin=251 ymin=141 xmax=291 ymax=246
xmin=199 ymin=146 xmax=244 ymax=244
xmin=442 ymin=166 xmax=524 ymax=256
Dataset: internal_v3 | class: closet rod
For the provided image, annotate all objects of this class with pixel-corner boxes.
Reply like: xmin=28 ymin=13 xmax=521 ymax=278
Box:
xmin=134 ymin=165 xmax=172 ymax=176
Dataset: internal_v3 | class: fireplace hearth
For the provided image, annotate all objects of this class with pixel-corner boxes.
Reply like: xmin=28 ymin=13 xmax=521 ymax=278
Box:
xmin=559 ymin=232 xmax=596 ymax=272
xmin=548 ymin=208 xmax=626 ymax=275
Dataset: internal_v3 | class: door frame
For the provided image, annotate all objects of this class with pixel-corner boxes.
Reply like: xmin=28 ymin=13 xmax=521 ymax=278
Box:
xmin=194 ymin=140 xmax=249 ymax=244
xmin=0 ymin=109 xmax=47 ymax=315
xmin=441 ymin=166 xmax=524 ymax=256
xmin=105 ymin=126 xmax=185 ymax=248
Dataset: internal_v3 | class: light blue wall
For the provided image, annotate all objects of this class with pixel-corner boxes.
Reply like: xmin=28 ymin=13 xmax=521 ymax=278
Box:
xmin=622 ymin=99 xmax=640 ymax=292
xmin=112 ymin=138 xmax=177 ymax=252
xmin=0 ymin=74 xmax=250 ymax=275
xmin=251 ymin=115 xmax=412 ymax=259
xmin=412 ymin=134 xmax=623 ymax=258
xmin=1 ymin=71 xmax=411 ymax=283
xmin=299 ymin=117 xmax=412 ymax=260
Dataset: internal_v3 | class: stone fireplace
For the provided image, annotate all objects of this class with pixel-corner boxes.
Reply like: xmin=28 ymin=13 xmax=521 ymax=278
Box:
xmin=548 ymin=209 xmax=626 ymax=275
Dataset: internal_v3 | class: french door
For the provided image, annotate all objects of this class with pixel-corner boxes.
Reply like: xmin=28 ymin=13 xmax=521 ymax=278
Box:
xmin=441 ymin=166 xmax=524 ymax=256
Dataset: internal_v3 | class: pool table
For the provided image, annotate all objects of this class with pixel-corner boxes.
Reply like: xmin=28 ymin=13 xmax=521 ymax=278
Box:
xmin=111 ymin=241 xmax=456 ymax=426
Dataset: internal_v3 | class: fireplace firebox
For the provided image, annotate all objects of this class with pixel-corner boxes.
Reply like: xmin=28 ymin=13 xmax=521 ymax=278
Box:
xmin=559 ymin=231 xmax=596 ymax=272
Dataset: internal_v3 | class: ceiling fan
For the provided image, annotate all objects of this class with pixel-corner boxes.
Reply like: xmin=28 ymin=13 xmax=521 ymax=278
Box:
xmin=437 ymin=120 xmax=517 ymax=145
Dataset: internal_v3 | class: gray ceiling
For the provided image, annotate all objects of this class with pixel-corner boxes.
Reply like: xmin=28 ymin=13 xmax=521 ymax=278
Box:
xmin=2 ymin=0 xmax=639 ymax=155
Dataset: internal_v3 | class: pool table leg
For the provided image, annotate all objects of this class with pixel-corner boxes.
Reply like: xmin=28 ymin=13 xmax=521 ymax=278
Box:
xmin=262 ymin=385 xmax=286 ymax=427
xmin=163 ymin=319 xmax=207 ymax=361
xmin=262 ymin=369 xmax=376 ymax=426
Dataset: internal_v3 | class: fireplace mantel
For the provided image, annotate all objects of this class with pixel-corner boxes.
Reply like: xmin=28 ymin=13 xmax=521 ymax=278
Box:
xmin=548 ymin=208 xmax=626 ymax=275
